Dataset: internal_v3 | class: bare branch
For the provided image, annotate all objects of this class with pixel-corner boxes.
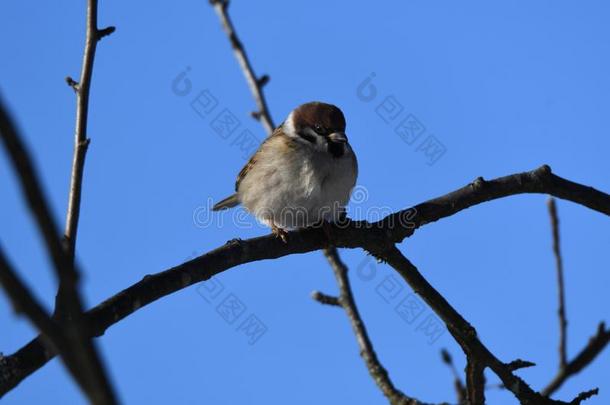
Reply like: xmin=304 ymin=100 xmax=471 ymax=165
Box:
xmin=465 ymin=358 xmax=485 ymax=404
xmin=569 ymin=388 xmax=600 ymax=404
xmin=65 ymin=76 xmax=79 ymax=92
xmin=318 ymin=249 xmax=422 ymax=405
xmin=506 ymin=359 xmax=536 ymax=371
xmin=539 ymin=199 xmax=610 ymax=398
xmin=209 ymin=0 xmax=275 ymax=135
xmin=543 ymin=322 xmax=610 ymax=396
xmin=382 ymin=165 xmax=610 ymax=244
xmin=311 ymin=290 xmax=341 ymax=307
xmin=97 ymin=26 xmax=116 ymax=39
xmin=63 ymin=0 xmax=115 ymax=263
xmin=379 ymin=246 xmax=596 ymax=405
xmin=440 ymin=349 xmax=466 ymax=404
xmin=547 ymin=198 xmax=568 ymax=368
xmin=0 ymin=165 xmax=607 ymax=397
xmin=0 ymin=248 xmax=67 ymax=355
xmin=0 ymin=99 xmax=117 ymax=404
xmin=0 ymin=246 xmax=109 ymax=401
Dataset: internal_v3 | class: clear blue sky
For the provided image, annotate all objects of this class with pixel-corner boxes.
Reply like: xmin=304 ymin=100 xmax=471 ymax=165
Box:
xmin=1 ymin=1 xmax=609 ymax=404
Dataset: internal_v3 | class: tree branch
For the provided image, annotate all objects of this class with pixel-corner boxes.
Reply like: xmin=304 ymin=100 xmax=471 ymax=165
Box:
xmin=209 ymin=0 xmax=275 ymax=135
xmin=315 ymin=249 xmax=421 ymax=405
xmin=0 ymin=246 xmax=116 ymax=403
xmin=379 ymin=246 xmax=597 ymax=405
xmin=538 ymin=199 xmax=610 ymax=398
xmin=0 ymin=248 xmax=58 ymax=341
xmin=311 ymin=290 xmax=341 ymax=307
xmin=543 ymin=322 xmax=610 ymax=397
xmin=0 ymin=164 xmax=607 ymax=399
xmin=547 ymin=198 xmax=568 ymax=369
xmin=63 ymin=0 xmax=115 ymax=262
xmin=506 ymin=359 xmax=536 ymax=371
xmin=0 ymin=99 xmax=117 ymax=404
xmin=465 ymin=358 xmax=485 ymax=404
xmin=382 ymin=165 xmax=610 ymax=244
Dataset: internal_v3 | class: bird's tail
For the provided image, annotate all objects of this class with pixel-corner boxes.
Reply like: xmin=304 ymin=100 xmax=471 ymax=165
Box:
xmin=212 ymin=194 xmax=240 ymax=211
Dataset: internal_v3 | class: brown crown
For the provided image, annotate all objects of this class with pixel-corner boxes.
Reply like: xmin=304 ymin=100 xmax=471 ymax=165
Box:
xmin=291 ymin=102 xmax=346 ymax=133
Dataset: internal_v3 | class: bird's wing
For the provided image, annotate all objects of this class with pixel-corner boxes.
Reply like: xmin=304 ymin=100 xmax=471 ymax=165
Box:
xmin=235 ymin=125 xmax=284 ymax=191
xmin=235 ymin=152 xmax=258 ymax=192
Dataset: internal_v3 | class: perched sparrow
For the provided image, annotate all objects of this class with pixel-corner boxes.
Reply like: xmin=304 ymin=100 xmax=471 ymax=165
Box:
xmin=213 ymin=101 xmax=358 ymax=241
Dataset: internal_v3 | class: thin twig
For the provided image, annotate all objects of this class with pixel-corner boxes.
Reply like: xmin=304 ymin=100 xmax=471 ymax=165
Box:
xmin=542 ymin=322 xmax=610 ymax=396
xmin=210 ymin=0 xmax=275 ymax=135
xmin=540 ymin=198 xmax=610 ymax=398
xmin=319 ymin=249 xmax=420 ymax=405
xmin=0 ymin=99 xmax=118 ymax=404
xmin=311 ymin=290 xmax=341 ymax=307
xmin=440 ymin=349 xmax=467 ymax=404
xmin=548 ymin=198 xmax=568 ymax=368
xmin=506 ymin=359 xmax=536 ymax=371
xmin=569 ymin=389 xmax=600 ymax=404
xmin=1 ymin=165 xmax=608 ymax=398
xmin=63 ymin=0 xmax=115 ymax=263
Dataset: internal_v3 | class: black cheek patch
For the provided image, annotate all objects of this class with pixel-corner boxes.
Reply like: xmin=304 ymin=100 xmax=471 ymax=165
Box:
xmin=298 ymin=130 xmax=316 ymax=144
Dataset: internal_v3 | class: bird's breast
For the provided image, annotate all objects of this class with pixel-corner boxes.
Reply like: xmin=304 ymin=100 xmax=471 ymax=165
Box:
xmin=238 ymin=144 xmax=357 ymax=228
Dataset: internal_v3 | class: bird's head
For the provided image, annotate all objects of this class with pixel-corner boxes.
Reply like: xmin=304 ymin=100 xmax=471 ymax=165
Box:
xmin=283 ymin=101 xmax=349 ymax=157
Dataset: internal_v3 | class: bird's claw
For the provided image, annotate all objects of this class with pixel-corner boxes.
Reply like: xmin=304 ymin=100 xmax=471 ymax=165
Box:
xmin=271 ymin=225 xmax=288 ymax=243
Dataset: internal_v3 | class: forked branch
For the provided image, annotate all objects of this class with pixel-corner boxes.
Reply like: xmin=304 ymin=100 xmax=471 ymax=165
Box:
xmin=0 ymin=148 xmax=607 ymax=403
xmin=0 ymin=99 xmax=117 ymax=404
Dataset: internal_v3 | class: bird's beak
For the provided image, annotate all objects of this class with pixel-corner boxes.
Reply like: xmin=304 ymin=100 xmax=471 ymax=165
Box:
xmin=328 ymin=132 xmax=347 ymax=143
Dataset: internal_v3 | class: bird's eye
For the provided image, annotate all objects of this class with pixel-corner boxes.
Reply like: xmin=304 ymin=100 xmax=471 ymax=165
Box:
xmin=313 ymin=125 xmax=325 ymax=135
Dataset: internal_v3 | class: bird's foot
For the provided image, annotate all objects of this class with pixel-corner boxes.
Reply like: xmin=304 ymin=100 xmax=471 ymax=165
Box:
xmin=271 ymin=224 xmax=288 ymax=243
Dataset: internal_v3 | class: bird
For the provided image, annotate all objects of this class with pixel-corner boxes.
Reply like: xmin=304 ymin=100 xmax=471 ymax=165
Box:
xmin=213 ymin=101 xmax=358 ymax=242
